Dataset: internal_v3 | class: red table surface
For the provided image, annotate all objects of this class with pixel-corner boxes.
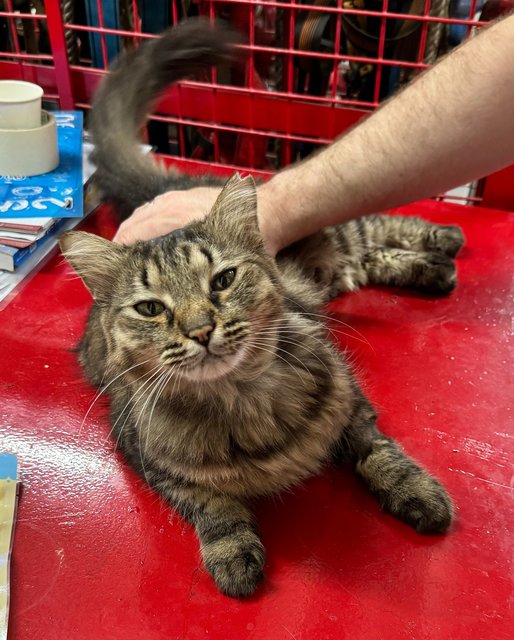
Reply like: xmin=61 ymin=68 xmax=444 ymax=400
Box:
xmin=1 ymin=200 xmax=513 ymax=640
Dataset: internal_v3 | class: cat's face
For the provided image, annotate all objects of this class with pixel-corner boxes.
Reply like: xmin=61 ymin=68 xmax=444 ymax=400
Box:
xmin=61 ymin=174 xmax=284 ymax=381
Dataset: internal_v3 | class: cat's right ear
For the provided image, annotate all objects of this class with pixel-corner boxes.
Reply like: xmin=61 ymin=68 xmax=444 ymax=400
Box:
xmin=60 ymin=231 xmax=125 ymax=303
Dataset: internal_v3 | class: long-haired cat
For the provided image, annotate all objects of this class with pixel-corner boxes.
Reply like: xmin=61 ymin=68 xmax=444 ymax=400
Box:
xmin=60 ymin=19 xmax=462 ymax=598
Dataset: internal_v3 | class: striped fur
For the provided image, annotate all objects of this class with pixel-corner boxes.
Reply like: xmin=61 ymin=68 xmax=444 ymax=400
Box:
xmin=61 ymin=21 xmax=462 ymax=598
xmin=60 ymin=176 xmax=458 ymax=598
xmin=89 ymin=19 xmax=238 ymax=217
xmin=280 ymin=216 xmax=464 ymax=299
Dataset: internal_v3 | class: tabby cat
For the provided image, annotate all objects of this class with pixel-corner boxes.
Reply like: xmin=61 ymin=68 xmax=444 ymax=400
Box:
xmin=60 ymin=20 xmax=463 ymax=598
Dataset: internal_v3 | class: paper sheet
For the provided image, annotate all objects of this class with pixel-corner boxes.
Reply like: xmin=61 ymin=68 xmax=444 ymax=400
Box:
xmin=0 ymin=454 xmax=18 ymax=640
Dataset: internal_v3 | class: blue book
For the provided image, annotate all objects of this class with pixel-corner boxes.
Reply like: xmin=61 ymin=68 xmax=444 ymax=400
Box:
xmin=0 ymin=111 xmax=83 ymax=219
xmin=0 ymin=218 xmax=68 ymax=271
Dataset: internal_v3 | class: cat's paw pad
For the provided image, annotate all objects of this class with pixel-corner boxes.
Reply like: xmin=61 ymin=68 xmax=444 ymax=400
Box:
xmin=420 ymin=253 xmax=457 ymax=295
xmin=428 ymin=225 xmax=465 ymax=258
xmin=389 ymin=473 xmax=454 ymax=534
xmin=202 ymin=532 xmax=265 ymax=598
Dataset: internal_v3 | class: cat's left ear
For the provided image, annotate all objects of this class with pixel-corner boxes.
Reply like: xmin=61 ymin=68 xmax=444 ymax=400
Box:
xmin=60 ymin=231 xmax=126 ymax=304
xmin=206 ymin=173 xmax=262 ymax=249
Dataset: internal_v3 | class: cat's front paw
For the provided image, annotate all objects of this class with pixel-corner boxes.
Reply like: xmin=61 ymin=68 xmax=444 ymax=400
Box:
xmin=387 ymin=472 xmax=454 ymax=534
xmin=201 ymin=531 xmax=265 ymax=598
xmin=428 ymin=224 xmax=465 ymax=258
xmin=357 ymin=437 xmax=454 ymax=534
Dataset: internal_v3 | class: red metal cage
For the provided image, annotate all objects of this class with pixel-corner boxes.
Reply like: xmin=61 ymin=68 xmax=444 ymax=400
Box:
xmin=0 ymin=0 xmax=513 ymax=207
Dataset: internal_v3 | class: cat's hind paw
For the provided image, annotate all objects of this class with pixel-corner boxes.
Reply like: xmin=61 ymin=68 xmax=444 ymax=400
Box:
xmin=427 ymin=224 xmax=465 ymax=258
xmin=417 ymin=252 xmax=458 ymax=295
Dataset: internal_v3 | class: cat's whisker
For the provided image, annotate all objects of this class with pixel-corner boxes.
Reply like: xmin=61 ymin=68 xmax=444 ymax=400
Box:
xmin=111 ymin=365 xmax=166 ymax=449
xmin=325 ymin=327 xmax=376 ymax=355
xmin=257 ymin=322 xmax=361 ymax=364
xmin=79 ymin=356 xmax=156 ymax=438
xmin=252 ymin=340 xmax=317 ymax=384
xmin=145 ymin=367 xmax=176 ymax=455
xmin=108 ymin=365 xmax=164 ymax=439
xmin=114 ymin=362 xmax=164 ymax=393
xmin=129 ymin=368 xmax=173 ymax=482
xmin=253 ymin=331 xmax=334 ymax=382
xmin=259 ymin=325 xmax=331 ymax=350
xmin=253 ymin=310 xmax=374 ymax=352
xmin=256 ymin=320 xmax=326 ymax=342
xmin=162 ymin=354 xmax=199 ymax=368
xmin=135 ymin=369 xmax=172 ymax=482
xmin=306 ymin=317 xmax=374 ymax=352
xmin=273 ymin=296 xmax=374 ymax=346
xmin=170 ymin=357 xmax=188 ymax=395
xmin=76 ymin=364 xmax=112 ymax=438
xmin=64 ymin=274 xmax=88 ymax=282
xmin=244 ymin=339 xmax=313 ymax=385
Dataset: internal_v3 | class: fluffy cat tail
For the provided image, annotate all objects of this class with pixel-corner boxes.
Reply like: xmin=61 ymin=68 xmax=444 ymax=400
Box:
xmin=89 ymin=19 xmax=239 ymax=216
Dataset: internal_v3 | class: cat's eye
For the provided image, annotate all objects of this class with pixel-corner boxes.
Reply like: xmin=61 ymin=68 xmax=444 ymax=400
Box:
xmin=212 ymin=268 xmax=236 ymax=292
xmin=134 ymin=300 xmax=166 ymax=317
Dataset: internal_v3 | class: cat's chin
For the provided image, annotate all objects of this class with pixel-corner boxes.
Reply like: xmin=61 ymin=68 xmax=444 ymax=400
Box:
xmin=180 ymin=348 xmax=247 ymax=382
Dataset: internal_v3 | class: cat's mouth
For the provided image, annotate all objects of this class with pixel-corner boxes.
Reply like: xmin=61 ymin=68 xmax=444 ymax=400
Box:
xmin=177 ymin=346 xmax=247 ymax=381
xmin=160 ymin=320 xmax=263 ymax=381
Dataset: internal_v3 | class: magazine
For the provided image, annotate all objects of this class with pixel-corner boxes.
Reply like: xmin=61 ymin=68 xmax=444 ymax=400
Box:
xmin=0 ymin=111 xmax=83 ymax=219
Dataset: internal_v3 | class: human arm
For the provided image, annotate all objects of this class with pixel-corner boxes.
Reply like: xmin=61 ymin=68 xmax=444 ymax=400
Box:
xmin=113 ymin=14 xmax=514 ymax=253
xmin=258 ymin=13 xmax=514 ymax=253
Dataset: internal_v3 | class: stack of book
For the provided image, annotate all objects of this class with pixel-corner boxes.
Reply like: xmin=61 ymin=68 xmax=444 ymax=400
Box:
xmin=0 ymin=215 xmax=70 ymax=272
xmin=0 ymin=112 xmax=110 ymax=308
xmin=0 ymin=111 xmax=84 ymax=273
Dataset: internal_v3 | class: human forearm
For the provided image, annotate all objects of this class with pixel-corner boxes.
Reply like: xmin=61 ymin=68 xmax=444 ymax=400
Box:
xmin=258 ymin=15 xmax=514 ymax=254
xmin=115 ymin=15 xmax=514 ymax=249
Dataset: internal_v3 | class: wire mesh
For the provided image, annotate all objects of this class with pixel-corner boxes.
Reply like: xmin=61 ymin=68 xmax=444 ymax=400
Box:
xmin=0 ymin=0 xmax=510 ymax=204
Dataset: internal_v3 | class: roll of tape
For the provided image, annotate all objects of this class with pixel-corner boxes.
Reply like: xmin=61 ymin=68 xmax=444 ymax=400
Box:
xmin=0 ymin=110 xmax=59 ymax=177
xmin=0 ymin=80 xmax=43 ymax=130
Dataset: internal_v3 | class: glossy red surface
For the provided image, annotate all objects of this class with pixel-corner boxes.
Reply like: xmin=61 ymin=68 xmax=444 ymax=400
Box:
xmin=1 ymin=201 xmax=513 ymax=640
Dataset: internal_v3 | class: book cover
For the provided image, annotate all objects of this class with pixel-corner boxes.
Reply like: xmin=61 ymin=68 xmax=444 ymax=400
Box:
xmin=0 ymin=112 xmax=83 ymax=219
xmin=0 ymin=454 xmax=18 ymax=640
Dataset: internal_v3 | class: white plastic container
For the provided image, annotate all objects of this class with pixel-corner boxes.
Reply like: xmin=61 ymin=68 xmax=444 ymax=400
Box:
xmin=0 ymin=80 xmax=44 ymax=130
xmin=0 ymin=110 xmax=59 ymax=177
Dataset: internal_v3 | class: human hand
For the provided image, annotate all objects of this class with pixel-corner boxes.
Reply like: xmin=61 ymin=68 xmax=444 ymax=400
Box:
xmin=112 ymin=186 xmax=221 ymax=244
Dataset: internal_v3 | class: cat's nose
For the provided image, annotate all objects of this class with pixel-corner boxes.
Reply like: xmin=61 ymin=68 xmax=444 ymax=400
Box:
xmin=187 ymin=322 xmax=215 ymax=346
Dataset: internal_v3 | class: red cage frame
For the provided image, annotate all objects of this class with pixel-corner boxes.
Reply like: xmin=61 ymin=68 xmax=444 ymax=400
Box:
xmin=0 ymin=0 xmax=513 ymax=208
